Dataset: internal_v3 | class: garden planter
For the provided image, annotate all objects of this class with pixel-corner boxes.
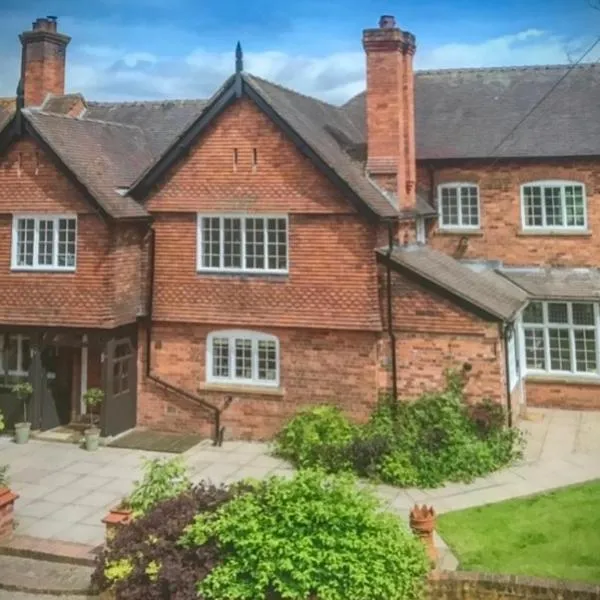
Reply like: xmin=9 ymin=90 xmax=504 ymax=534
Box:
xmin=0 ymin=486 xmax=19 ymax=542
xmin=14 ymin=422 xmax=31 ymax=444
xmin=102 ymin=505 xmax=133 ymax=542
xmin=84 ymin=427 xmax=101 ymax=451
xmin=409 ymin=504 xmax=438 ymax=566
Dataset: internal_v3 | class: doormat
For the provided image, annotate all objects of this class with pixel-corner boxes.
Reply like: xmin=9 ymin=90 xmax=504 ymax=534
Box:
xmin=107 ymin=429 xmax=204 ymax=453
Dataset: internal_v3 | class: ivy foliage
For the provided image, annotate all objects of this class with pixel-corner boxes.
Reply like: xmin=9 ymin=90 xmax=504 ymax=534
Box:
xmin=274 ymin=370 xmax=524 ymax=488
xmin=180 ymin=469 xmax=429 ymax=600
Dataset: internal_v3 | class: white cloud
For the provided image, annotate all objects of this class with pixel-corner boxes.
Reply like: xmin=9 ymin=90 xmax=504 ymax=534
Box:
xmin=1 ymin=26 xmax=596 ymax=105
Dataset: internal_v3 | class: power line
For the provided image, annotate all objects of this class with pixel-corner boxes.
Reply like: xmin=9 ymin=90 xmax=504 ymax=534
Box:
xmin=488 ymin=34 xmax=600 ymax=162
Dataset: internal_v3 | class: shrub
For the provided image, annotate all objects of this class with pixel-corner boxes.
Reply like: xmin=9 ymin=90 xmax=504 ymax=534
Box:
xmin=128 ymin=457 xmax=192 ymax=517
xmin=467 ymin=398 xmax=506 ymax=438
xmin=181 ymin=469 xmax=429 ymax=600
xmin=0 ymin=464 xmax=8 ymax=487
xmin=91 ymin=482 xmax=233 ymax=599
xmin=273 ymin=405 xmax=355 ymax=471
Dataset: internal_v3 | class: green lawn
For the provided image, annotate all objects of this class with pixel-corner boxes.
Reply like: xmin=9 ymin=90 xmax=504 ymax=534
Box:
xmin=437 ymin=480 xmax=600 ymax=583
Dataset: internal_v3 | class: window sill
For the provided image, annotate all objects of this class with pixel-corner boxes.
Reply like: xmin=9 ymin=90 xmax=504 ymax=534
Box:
xmin=436 ymin=229 xmax=483 ymax=236
xmin=198 ymin=382 xmax=285 ymax=397
xmin=518 ymin=230 xmax=591 ymax=237
xmin=525 ymin=374 xmax=600 ymax=386
xmin=10 ymin=267 xmax=76 ymax=273
xmin=196 ymin=270 xmax=288 ymax=280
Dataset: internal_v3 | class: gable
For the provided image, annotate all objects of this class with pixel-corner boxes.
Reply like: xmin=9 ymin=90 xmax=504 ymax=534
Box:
xmin=147 ymin=97 xmax=357 ymax=215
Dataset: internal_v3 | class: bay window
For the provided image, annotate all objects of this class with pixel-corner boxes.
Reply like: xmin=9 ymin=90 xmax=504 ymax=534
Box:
xmin=206 ymin=330 xmax=279 ymax=387
xmin=522 ymin=301 xmax=599 ymax=376
xmin=521 ymin=181 xmax=586 ymax=230
xmin=197 ymin=215 xmax=288 ymax=274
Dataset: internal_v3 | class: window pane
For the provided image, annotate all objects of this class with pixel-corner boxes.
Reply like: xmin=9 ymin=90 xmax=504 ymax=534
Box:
xmin=549 ymin=329 xmax=571 ymax=371
xmin=574 ymin=329 xmax=597 ymax=373
xmin=201 ymin=217 xmax=221 ymax=268
xmin=440 ymin=188 xmax=459 ymax=226
xmin=572 ymin=303 xmax=595 ymax=326
xmin=565 ymin=185 xmax=585 ymax=227
xmin=212 ymin=337 xmax=229 ymax=378
xmin=543 ymin=187 xmax=563 ymax=227
xmin=121 ymin=361 xmax=130 ymax=393
xmin=267 ymin=218 xmax=287 ymax=270
xmin=6 ymin=336 xmax=19 ymax=372
xmin=223 ymin=218 xmax=242 ymax=269
xmin=245 ymin=218 xmax=265 ymax=269
xmin=524 ymin=328 xmax=546 ymax=369
xmin=258 ymin=340 xmax=277 ymax=381
xmin=16 ymin=218 xmax=35 ymax=266
xmin=235 ymin=339 xmax=253 ymax=379
xmin=38 ymin=219 xmax=54 ymax=266
xmin=523 ymin=302 xmax=544 ymax=324
xmin=547 ymin=302 xmax=568 ymax=324
xmin=57 ymin=218 xmax=76 ymax=267
xmin=113 ymin=361 xmax=122 ymax=395
xmin=20 ymin=338 xmax=31 ymax=373
xmin=459 ymin=186 xmax=479 ymax=227
xmin=523 ymin=186 xmax=543 ymax=227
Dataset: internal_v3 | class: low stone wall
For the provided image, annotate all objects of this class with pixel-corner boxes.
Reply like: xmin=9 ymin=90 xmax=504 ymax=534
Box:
xmin=428 ymin=571 xmax=600 ymax=599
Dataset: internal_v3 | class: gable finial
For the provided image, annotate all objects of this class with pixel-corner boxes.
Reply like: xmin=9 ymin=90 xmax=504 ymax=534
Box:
xmin=235 ymin=41 xmax=243 ymax=74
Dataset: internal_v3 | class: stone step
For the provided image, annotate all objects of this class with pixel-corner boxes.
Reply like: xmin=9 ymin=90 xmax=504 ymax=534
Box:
xmin=0 ymin=555 xmax=94 ymax=596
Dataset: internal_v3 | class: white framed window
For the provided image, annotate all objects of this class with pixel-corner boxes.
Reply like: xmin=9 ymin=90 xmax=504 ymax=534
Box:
xmin=206 ymin=330 xmax=280 ymax=387
xmin=11 ymin=215 xmax=77 ymax=271
xmin=197 ymin=215 xmax=288 ymax=274
xmin=521 ymin=301 xmax=600 ymax=376
xmin=521 ymin=181 xmax=587 ymax=231
xmin=438 ymin=183 xmax=480 ymax=229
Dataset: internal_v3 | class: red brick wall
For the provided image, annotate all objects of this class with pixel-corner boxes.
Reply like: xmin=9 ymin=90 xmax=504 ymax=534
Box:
xmin=0 ymin=137 xmax=143 ymax=328
xmin=137 ymin=322 xmax=380 ymax=440
xmin=424 ymin=159 xmax=600 ymax=267
xmin=381 ymin=267 xmax=507 ymax=404
xmin=146 ymin=98 xmax=381 ymax=331
xmin=525 ymin=379 xmax=600 ymax=410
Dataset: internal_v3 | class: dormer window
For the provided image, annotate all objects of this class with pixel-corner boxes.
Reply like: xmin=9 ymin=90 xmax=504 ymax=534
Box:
xmin=438 ymin=183 xmax=480 ymax=230
xmin=521 ymin=181 xmax=586 ymax=231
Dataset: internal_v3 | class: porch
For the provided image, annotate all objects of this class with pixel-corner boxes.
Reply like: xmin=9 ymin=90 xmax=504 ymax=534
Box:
xmin=0 ymin=324 xmax=137 ymax=437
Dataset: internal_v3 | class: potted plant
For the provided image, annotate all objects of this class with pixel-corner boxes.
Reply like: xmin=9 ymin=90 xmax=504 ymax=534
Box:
xmin=12 ymin=382 xmax=33 ymax=445
xmin=83 ymin=387 xmax=104 ymax=451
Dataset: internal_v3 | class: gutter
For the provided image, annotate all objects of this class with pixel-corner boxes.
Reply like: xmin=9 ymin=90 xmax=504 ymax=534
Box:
xmin=144 ymin=228 xmax=227 ymax=446
xmin=385 ymin=220 xmax=399 ymax=402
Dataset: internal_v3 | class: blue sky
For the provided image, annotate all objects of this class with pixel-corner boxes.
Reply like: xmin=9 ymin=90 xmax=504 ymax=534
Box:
xmin=0 ymin=0 xmax=596 ymax=103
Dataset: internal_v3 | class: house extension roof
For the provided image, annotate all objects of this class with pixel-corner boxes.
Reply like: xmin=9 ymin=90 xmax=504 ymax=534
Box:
xmin=379 ymin=245 xmax=528 ymax=321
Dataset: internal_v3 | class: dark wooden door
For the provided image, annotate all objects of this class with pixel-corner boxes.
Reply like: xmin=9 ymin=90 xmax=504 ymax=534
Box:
xmin=40 ymin=346 xmax=73 ymax=431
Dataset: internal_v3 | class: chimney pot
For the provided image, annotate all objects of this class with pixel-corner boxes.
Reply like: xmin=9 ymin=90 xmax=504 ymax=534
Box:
xmin=379 ymin=15 xmax=396 ymax=29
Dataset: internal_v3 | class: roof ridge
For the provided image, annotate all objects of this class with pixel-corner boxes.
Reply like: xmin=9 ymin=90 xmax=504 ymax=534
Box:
xmin=85 ymin=99 xmax=206 ymax=107
xmin=24 ymin=108 xmax=146 ymax=131
xmin=415 ymin=63 xmax=597 ymax=75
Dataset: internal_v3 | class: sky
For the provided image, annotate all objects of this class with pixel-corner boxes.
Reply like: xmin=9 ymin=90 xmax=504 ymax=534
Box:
xmin=0 ymin=0 xmax=598 ymax=105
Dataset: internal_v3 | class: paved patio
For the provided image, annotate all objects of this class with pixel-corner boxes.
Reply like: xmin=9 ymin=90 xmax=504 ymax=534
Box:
xmin=0 ymin=407 xmax=599 ymax=550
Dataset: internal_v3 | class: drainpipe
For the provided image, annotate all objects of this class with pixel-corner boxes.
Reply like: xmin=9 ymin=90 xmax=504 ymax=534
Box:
xmin=386 ymin=220 xmax=398 ymax=402
xmin=502 ymin=321 xmax=514 ymax=428
xmin=144 ymin=227 xmax=226 ymax=446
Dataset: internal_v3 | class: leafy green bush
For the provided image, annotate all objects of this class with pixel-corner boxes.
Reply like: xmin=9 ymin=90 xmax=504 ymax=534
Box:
xmin=128 ymin=457 xmax=192 ymax=517
xmin=273 ymin=405 xmax=356 ymax=471
xmin=275 ymin=370 xmax=524 ymax=488
xmin=0 ymin=465 xmax=8 ymax=487
xmin=181 ymin=470 xmax=429 ymax=600
xmin=91 ymin=482 xmax=233 ymax=599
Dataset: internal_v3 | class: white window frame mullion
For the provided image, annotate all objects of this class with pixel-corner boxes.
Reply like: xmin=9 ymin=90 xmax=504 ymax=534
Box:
xmin=568 ymin=303 xmax=577 ymax=373
xmin=595 ymin=304 xmax=600 ymax=376
xmin=52 ymin=216 xmax=59 ymax=268
xmin=262 ymin=218 xmax=269 ymax=271
xmin=197 ymin=216 xmax=203 ymax=271
xmin=252 ymin=337 xmax=258 ymax=382
xmin=241 ymin=216 xmax=248 ymax=271
xmin=218 ymin=216 xmax=225 ymax=270
xmin=33 ymin=218 xmax=40 ymax=269
xmin=561 ymin=186 xmax=568 ymax=230
xmin=542 ymin=302 xmax=551 ymax=372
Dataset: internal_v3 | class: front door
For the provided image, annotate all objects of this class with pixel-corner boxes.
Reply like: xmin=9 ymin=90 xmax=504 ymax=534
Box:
xmin=40 ymin=346 xmax=73 ymax=430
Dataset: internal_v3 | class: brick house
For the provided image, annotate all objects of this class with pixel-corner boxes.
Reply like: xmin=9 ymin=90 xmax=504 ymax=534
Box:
xmin=0 ymin=14 xmax=596 ymax=441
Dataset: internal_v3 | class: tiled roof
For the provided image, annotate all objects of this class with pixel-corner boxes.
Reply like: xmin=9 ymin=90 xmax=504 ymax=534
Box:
xmin=380 ymin=245 xmax=528 ymax=321
xmin=23 ymin=109 xmax=152 ymax=218
xmin=41 ymin=93 xmax=86 ymax=115
xmin=344 ymin=64 xmax=600 ymax=159
xmin=499 ymin=268 xmax=600 ymax=301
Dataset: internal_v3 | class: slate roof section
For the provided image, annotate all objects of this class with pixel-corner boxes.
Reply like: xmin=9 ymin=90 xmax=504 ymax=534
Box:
xmin=23 ymin=109 xmax=152 ymax=218
xmin=344 ymin=64 xmax=600 ymax=160
xmin=380 ymin=244 xmax=528 ymax=321
xmin=499 ymin=268 xmax=600 ymax=301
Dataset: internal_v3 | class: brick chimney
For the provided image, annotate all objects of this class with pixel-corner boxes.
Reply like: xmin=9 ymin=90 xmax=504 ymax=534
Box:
xmin=19 ymin=16 xmax=71 ymax=107
xmin=363 ymin=15 xmax=416 ymax=213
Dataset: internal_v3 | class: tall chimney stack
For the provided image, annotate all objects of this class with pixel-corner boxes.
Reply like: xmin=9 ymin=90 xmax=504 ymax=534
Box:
xmin=363 ymin=15 xmax=416 ymax=213
xmin=19 ymin=16 xmax=71 ymax=107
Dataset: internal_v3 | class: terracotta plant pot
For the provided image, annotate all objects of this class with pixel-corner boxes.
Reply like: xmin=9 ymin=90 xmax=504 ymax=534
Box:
xmin=409 ymin=504 xmax=438 ymax=565
xmin=0 ymin=486 xmax=19 ymax=543
xmin=102 ymin=505 xmax=133 ymax=542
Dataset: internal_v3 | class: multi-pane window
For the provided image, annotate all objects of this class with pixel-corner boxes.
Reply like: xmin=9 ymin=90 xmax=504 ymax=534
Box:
xmin=522 ymin=301 xmax=599 ymax=375
xmin=0 ymin=334 xmax=31 ymax=388
xmin=198 ymin=215 xmax=288 ymax=274
xmin=112 ymin=340 xmax=133 ymax=396
xmin=521 ymin=182 xmax=586 ymax=230
xmin=438 ymin=183 xmax=480 ymax=229
xmin=12 ymin=215 xmax=77 ymax=270
xmin=206 ymin=331 xmax=279 ymax=387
